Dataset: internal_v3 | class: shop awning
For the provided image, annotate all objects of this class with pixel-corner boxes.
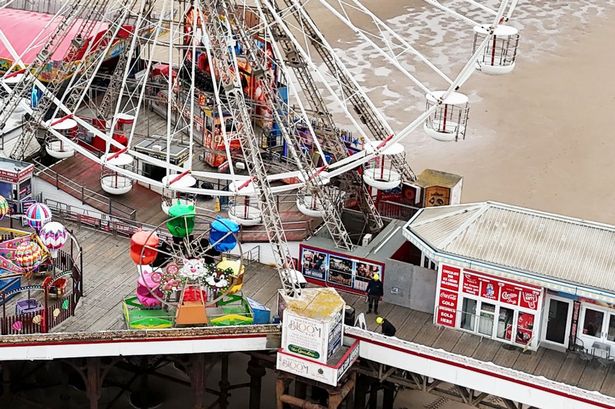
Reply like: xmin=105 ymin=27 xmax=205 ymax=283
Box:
xmin=0 ymin=8 xmax=108 ymax=64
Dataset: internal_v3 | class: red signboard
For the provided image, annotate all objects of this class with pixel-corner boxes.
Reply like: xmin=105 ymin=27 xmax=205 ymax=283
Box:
xmin=0 ymin=169 xmax=18 ymax=183
xmin=440 ymin=265 xmax=461 ymax=291
xmin=436 ymin=307 xmax=457 ymax=327
xmin=462 ymin=269 xmax=541 ymax=311
xmin=438 ymin=289 xmax=458 ymax=311
xmin=462 ymin=273 xmax=480 ymax=296
xmin=499 ymin=283 xmax=520 ymax=306
xmin=479 ymin=277 xmax=500 ymax=301
xmin=519 ymin=288 xmax=541 ymax=310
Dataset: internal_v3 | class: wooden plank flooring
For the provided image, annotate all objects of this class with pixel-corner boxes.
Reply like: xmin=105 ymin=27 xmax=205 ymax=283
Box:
xmin=40 ymin=152 xmax=167 ymax=225
xmin=48 ymin=226 xmax=615 ymax=399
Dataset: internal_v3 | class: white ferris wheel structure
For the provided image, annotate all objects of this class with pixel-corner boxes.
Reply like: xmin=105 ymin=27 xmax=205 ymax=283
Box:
xmin=0 ymin=0 xmax=521 ymax=295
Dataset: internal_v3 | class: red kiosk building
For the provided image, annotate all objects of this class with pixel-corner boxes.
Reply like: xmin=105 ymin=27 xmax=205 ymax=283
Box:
xmin=403 ymin=202 xmax=615 ymax=355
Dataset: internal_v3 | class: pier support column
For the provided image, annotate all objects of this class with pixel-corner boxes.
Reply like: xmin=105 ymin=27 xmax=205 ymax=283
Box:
xmin=275 ymin=376 xmax=290 ymax=409
xmin=85 ymin=358 xmax=102 ymax=409
xmin=328 ymin=372 xmax=356 ymax=409
xmin=219 ymin=354 xmax=230 ymax=409
xmin=368 ymin=380 xmax=379 ymax=409
xmin=185 ymin=354 xmax=207 ymax=409
xmin=354 ymin=374 xmax=369 ymax=409
xmin=275 ymin=371 xmax=356 ymax=409
xmin=1 ymin=362 xmax=12 ymax=400
xmin=295 ymin=380 xmax=307 ymax=400
xmin=247 ymin=357 xmax=266 ymax=409
xmin=382 ymin=381 xmax=395 ymax=409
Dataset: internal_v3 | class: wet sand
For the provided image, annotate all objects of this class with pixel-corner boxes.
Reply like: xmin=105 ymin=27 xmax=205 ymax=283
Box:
xmin=309 ymin=0 xmax=615 ymax=224
xmin=413 ymin=7 xmax=615 ymax=224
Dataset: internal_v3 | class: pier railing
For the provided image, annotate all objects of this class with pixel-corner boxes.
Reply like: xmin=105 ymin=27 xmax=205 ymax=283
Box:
xmin=44 ymin=198 xmax=154 ymax=238
xmin=34 ymin=159 xmax=137 ymax=221
xmin=45 ymin=198 xmax=313 ymax=244
xmin=376 ymin=200 xmax=420 ymax=220
xmin=345 ymin=326 xmax=615 ymax=409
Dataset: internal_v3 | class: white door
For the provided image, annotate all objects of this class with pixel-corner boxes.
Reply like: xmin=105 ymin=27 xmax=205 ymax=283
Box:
xmin=541 ymin=296 xmax=573 ymax=349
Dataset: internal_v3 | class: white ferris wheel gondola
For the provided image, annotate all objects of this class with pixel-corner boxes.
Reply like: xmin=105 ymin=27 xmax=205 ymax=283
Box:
xmin=227 ymin=180 xmax=262 ymax=227
xmin=424 ymin=91 xmax=470 ymax=142
xmin=473 ymin=25 xmax=519 ymax=75
xmin=362 ymin=141 xmax=405 ymax=191
xmin=100 ymin=152 xmax=134 ymax=195
xmin=161 ymin=173 xmax=198 ymax=215
xmin=45 ymin=117 xmax=78 ymax=159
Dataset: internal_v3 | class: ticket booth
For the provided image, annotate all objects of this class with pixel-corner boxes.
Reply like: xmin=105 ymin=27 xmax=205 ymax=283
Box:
xmin=415 ymin=168 xmax=463 ymax=208
xmin=0 ymin=158 xmax=34 ymax=214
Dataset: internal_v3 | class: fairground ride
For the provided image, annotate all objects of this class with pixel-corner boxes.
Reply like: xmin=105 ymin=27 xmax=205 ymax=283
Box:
xmin=0 ymin=0 xmax=521 ymax=298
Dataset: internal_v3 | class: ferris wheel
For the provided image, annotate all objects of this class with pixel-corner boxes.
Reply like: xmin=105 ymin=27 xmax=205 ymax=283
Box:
xmin=0 ymin=0 xmax=521 ymax=296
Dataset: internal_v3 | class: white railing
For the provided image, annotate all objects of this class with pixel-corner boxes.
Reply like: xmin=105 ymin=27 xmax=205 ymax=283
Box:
xmin=345 ymin=326 xmax=615 ymax=409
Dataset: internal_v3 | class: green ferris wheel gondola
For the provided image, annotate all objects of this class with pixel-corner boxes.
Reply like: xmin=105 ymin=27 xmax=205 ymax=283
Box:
xmin=166 ymin=203 xmax=196 ymax=238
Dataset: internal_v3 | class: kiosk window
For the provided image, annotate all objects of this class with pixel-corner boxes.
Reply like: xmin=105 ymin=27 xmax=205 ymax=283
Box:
xmin=583 ymin=308 xmax=604 ymax=337
xmin=497 ymin=307 xmax=514 ymax=340
xmin=478 ymin=302 xmax=495 ymax=336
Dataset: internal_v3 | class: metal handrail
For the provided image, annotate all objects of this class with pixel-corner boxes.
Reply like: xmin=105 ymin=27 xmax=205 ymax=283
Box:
xmin=45 ymin=198 xmax=312 ymax=242
xmin=33 ymin=159 xmax=137 ymax=220
xmin=344 ymin=326 xmax=615 ymax=408
xmin=45 ymin=197 xmax=153 ymax=232
xmin=244 ymin=245 xmax=262 ymax=265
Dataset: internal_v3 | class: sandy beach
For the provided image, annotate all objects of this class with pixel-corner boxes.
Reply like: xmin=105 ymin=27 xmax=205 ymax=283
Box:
xmin=308 ymin=0 xmax=615 ymax=225
xmin=416 ymin=4 xmax=615 ymax=225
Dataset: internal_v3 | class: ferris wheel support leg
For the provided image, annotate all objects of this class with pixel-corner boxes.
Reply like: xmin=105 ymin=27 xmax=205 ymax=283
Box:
xmin=263 ymin=1 xmax=384 ymax=232
xmin=228 ymin=6 xmax=354 ymax=250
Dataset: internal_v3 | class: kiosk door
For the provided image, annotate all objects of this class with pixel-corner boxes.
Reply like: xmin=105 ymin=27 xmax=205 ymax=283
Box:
xmin=543 ymin=297 xmax=572 ymax=348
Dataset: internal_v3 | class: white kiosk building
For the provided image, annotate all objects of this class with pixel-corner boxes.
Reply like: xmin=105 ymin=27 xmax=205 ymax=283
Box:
xmin=403 ymin=202 xmax=615 ymax=356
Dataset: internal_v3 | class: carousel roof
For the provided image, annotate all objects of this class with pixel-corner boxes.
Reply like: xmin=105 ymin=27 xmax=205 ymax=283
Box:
xmin=404 ymin=202 xmax=615 ymax=296
xmin=0 ymin=9 xmax=108 ymax=64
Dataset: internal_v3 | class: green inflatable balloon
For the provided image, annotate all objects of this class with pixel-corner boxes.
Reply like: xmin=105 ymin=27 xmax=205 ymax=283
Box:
xmin=166 ymin=203 xmax=196 ymax=238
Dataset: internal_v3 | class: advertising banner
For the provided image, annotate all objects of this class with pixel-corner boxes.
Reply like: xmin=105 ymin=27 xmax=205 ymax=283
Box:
xmin=299 ymin=244 xmax=385 ymax=295
xmin=282 ymin=312 xmax=328 ymax=363
xmin=276 ymin=352 xmax=337 ymax=386
xmin=462 ymin=273 xmax=480 ymax=296
xmin=277 ymin=342 xmax=359 ymax=387
xmin=436 ymin=306 xmax=457 ymax=327
xmin=440 ymin=265 xmax=461 ymax=291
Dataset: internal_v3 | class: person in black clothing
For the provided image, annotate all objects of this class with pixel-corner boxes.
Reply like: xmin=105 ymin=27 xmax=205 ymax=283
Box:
xmin=366 ymin=273 xmax=384 ymax=314
xmin=376 ymin=316 xmax=396 ymax=337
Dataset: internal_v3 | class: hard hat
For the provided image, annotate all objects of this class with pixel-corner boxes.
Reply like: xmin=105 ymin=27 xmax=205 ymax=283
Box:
xmin=373 ymin=273 xmax=380 ymax=281
xmin=376 ymin=316 xmax=384 ymax=325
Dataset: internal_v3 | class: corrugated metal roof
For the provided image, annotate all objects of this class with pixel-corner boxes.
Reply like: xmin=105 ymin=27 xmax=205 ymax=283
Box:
xmin=406 ymin=202 xmax=615 ymax=293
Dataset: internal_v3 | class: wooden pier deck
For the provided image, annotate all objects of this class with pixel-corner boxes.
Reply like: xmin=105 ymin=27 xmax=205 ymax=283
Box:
xmin=44 ymin=226 xmax=615 ymax=399
xmin=39 ymin=152 xmax=168 ymax=225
